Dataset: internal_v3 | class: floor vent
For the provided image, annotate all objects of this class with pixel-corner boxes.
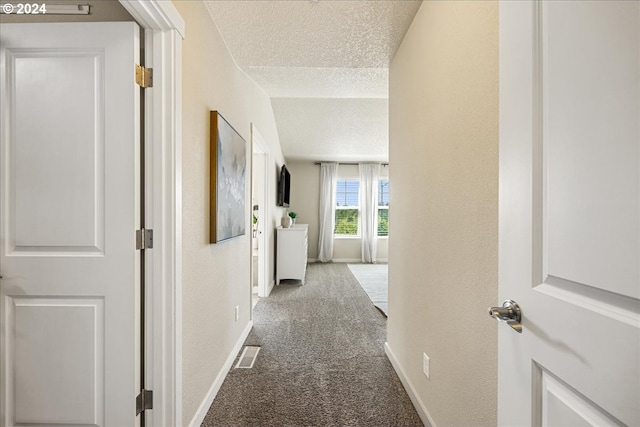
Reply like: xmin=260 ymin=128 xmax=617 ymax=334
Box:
xmin=235 ymin=346 xmax=261 ymax=369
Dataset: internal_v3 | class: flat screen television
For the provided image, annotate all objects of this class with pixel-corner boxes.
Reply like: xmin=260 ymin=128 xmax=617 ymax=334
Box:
xmin=278 ymin=165 xmax=291 ymax=207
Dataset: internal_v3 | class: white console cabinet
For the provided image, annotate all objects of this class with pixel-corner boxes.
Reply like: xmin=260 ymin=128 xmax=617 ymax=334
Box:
xmin=276 ymin=224 xmax=308 ymax=285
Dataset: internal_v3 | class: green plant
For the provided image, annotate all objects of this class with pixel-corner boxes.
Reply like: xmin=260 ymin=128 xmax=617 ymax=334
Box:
xmin=253 ymin=214 xmax=258 ymax=225
xmin=288 ymin=212 xmax=297 ymax=219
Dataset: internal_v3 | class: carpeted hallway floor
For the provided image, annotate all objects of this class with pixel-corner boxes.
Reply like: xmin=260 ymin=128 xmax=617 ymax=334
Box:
xmin=201 ymin=263 xmax=423 ymax=427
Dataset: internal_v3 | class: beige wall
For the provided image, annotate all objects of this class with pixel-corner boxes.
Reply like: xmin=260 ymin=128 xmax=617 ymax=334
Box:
xmin=173 ymin=1 xmax=287 ymax=425
xmin=287 ymin=161 xmax=389 ymax=262
xmin=387 ymin=2 xmax=498 ymax=426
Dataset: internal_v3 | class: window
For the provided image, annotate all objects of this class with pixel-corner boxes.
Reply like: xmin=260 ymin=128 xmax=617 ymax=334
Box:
xmin=378 ymin=180 xmax=389 ymax=237
xmin=335 ymin=180 xmax=359 ymax=236
xmin=334 ymin=178 xmax=389 ymax=237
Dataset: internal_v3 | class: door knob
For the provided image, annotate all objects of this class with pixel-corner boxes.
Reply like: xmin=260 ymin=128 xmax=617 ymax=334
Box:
xmin=488 ymin=299 xmax=522 ymax=333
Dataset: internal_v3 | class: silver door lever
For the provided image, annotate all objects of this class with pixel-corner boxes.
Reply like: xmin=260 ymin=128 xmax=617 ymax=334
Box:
xmin=488 ymin=300 xmax=522 ymax=333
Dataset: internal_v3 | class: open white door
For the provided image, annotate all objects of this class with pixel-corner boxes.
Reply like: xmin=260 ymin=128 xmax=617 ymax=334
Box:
xmin=498 ymin=1 xmax=639 ymax=426
xmin=0 ymin=22 xmax=141 ymax=426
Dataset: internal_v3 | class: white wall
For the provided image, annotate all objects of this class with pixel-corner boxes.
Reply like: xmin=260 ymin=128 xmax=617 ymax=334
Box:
xmin=173 ymin=2 xmax=287 ymax=424
xmin=287 ymin=161 xmax=389 ymax=262
xmin=387 ymin=2 xmax=498 ymax=426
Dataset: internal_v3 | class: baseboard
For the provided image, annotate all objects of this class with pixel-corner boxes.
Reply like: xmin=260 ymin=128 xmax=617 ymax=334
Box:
xmin=307 ymin=259 xmax=360 ymax=263
xmin=385 ymin=342 xmax=436 ymax=427
xmin=267 ymin=280 xmax=275 ymax=296
xmin=308 ymin=258 xmax=388 ymax=264
xmin=188 ymin=320 xmax=253 ymax=427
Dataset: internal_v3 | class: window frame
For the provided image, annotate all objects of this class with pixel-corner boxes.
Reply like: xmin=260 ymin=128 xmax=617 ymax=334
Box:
xmin=377 ymin=179 xmax=390 ymax=238
xmin=332 ymin=177 xmax=390 ymax=238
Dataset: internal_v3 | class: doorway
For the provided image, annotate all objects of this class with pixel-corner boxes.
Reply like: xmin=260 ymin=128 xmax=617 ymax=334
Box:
xmin=251 ymin=124 xmax=271 ymax=303
xmin=0 ymin=3 xmax=185 ymax=424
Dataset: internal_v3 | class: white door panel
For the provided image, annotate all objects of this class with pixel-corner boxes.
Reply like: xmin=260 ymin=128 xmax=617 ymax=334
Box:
xmin=11 ymin=51 xmax=104 ymax=252
xmin=499 ymin=1 xmax=639 ymax=426
xmin=11 ymin=298 xmax=104 ymax=425
xmin=0 ymin=22 xmax=140 ymax=426
xmin=542 ymin=1 xmax=639 ymax=298
xmin=541 ymin=373 xmax=620 ymax=427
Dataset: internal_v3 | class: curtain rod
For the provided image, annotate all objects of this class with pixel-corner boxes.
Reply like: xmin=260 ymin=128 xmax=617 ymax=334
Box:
xmin=313 ymin=161 xmax=389 ymax=166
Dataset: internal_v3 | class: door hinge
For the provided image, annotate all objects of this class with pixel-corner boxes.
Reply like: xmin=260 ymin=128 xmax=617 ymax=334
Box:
xmin=136 ymin=229 xmax=154 ymax=250
xmin=136 ymin=389 xmax=153 ymax=416
xmin=135 ymin=64 xmax=153 ymax=88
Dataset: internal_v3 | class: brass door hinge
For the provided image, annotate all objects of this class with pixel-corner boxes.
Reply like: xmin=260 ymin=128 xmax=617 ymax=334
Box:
xmin=135 ymin=64 xmax=153 ymax=88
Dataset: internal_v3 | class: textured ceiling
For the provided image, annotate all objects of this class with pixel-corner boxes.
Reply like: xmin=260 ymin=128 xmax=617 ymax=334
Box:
xmin=272 ymin=98 xmax=389 ymax=162
xmin=243 ymin=67 xmax=388 ymax=99
xmin=204 ymin=0 xmax=422 ymax=162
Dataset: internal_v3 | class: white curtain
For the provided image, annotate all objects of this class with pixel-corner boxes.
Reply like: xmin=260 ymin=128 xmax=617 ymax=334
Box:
xmin=359 ymin=163 xmax=380 ymax=263
xmin=318 ymin=163 xmax=338 ymax=262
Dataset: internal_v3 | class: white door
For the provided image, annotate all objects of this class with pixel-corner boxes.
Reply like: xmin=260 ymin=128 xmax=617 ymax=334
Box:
xmin=0 ymin=22 xmax=141 ymax=426
xmin=498 ymin=1 xmax=639 ymax=425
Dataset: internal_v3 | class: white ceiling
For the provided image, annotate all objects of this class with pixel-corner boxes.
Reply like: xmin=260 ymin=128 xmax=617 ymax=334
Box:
xmin=204 ymin=0 xmax=422 ymax=162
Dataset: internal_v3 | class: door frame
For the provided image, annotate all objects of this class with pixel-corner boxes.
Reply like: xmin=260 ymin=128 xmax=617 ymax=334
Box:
xmin=117 ymin=2 xmax=184 ymax=425
xmin=251 ymin=124 xmax=272 ymax=298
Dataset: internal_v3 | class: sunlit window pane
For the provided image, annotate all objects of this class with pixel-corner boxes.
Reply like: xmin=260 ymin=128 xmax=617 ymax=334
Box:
xmin=378 ymin=208 xmax=389 ymax=236
xmin=378 ymin=180 xmax=390 ymax=206
xmin=335 ymin=209 xmax=359 ymax=235
xmin=336 ymin=180 xmax=359 ymax=207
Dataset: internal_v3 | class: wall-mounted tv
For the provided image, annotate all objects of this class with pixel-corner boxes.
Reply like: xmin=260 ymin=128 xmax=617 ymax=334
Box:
xmin=278 ymin=165 xmax=291 ymax=207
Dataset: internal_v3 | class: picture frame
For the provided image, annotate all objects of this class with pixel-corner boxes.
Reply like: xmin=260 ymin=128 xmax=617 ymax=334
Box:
xmin=210 ymin=111 xmax=247 ymax=243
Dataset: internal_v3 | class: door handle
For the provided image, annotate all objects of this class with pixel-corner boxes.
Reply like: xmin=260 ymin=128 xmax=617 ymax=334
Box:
xmin=488 ymin=299 xmax=522 ymax=333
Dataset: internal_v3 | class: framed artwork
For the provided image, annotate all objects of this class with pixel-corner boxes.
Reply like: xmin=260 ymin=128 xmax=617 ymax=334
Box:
xmin=210 ymin=111 xmax=246 ymax=243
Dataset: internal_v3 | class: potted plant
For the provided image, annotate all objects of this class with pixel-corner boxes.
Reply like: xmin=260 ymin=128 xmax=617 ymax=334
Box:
xmin=252 ymin=214 xmax=258 ymax=237
xmin=288 ymin=211 xmax=297 ymax=225
xmin=253 ymin=205 xmax=259 ymax=237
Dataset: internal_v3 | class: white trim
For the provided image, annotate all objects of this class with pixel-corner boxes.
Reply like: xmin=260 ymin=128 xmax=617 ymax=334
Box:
xmin=251 ymin=124 xmax=271 ymax=299
xmin=385 ymin=342 xmax=436 ymax=427
xmin=118 ymin=1 xmax=183 ymax=425
xmin=308 ymin=258 xmax=388 ymax=264
xmin=334 ymin=236 xmax=389 ymax=240
xmin=267 ymin=279 xmax=275 ymax=296
xmin=334 ymin=235 xmax=362 ymax=240
xmin=120 ymin=0 xmax=185 ymax=37
xmin=331 ymin=258 xmax=363 ymax=263
xmin=188 ymin=321 xmax=254 ymax=427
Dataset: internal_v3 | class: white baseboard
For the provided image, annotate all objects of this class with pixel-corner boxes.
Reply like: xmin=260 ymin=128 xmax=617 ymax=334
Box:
xmin=307 ymin=258 xmax=360 ymax=263
xmin=266 ymin=280 xmax=275 ymax=296
xmin=307 ymin=258 xmax=388 ymax=264
xmin=385 ymin=342 xmax=436 ymax=427
xmin=188 ymin=320 xmax=253 ymax=427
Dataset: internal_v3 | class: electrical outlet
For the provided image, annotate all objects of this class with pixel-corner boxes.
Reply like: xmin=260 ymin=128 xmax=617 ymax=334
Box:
xmin=423 ymin=353 xmax=430 ymax=379
xmin=235 ymin=305 xmax=240 ymax=321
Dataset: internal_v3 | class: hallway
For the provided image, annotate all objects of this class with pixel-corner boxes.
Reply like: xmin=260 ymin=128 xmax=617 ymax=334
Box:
xmin=202 ymin=263 xmax=422 ymax=426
